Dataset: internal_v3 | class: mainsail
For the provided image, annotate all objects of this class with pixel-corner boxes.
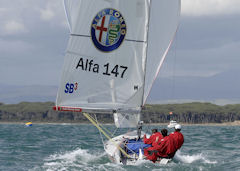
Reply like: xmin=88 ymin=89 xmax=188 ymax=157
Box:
xmin=55 ymin=0 xmax=181 ymax=128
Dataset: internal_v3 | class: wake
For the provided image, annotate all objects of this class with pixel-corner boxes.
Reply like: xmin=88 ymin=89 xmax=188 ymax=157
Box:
xmin=174 ymin=150 xmax=217 ymax=164
xmin=44 ymin=148 xmax=104 ymax=169
xmin=31 ymin=148 xmax=217 ymax=171
xmin=31 ymin=148 xmax=125 ymax=171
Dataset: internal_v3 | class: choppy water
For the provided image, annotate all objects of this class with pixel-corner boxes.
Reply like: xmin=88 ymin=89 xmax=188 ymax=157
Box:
xmin=0 ymin=123 xmax=239 ymax=171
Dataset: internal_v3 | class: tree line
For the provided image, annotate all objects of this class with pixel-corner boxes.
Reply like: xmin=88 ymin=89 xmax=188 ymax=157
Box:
xmin=0 ymin=102 xmax=240 ymax=123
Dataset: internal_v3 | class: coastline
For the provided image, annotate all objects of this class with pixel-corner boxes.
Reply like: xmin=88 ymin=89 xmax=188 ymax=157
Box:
xmin=150 ymin=121 xmax=240 ymax=126
xmin=0 ymin=121 xmax=240 ymax=126
xmin=182 ymin=121 xmax=240 ymax=126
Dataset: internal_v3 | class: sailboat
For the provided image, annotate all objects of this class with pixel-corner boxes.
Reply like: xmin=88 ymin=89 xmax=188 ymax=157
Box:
xmin=53 ymin=0 xmax=181 ymax=165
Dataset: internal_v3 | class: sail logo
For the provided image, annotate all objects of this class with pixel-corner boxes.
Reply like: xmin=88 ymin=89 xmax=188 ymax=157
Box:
xmin=91 ymin=8 xmax=127 ymax=52
xmin=64 ymin=82 xmax=78 ymax=94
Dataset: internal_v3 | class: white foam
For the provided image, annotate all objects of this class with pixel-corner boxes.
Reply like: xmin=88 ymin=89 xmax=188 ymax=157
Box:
xmin=31 ymin=148 xmax=218 ymax=171
xmin=129 ymin=158 xmax=153 ymax=166
xmin=38 ymin=148 xmax=153 ymax=171
xmin=99 ymin=162 xmax=126 ymax=171
xmin=45 ymin=148 xmax=95 ymax=163
xmin=174 ymin=150 xmax=217 ymax=164
xmin=37 ymin=148 xmax=107 ymax=171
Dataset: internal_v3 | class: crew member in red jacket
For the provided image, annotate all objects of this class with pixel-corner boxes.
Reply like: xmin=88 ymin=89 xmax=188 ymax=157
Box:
xmin=144 ymin=129 xmax=176 ymax=162
xmin=169 ymin=124 xmax=184 ymax=150
xmin=143 ymin=129 xmax=163 ymax=147
xmin=154 ymin=129 xmax=176 ymax=159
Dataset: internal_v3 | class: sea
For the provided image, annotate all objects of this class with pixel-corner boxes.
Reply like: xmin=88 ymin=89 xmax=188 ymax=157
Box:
xmin=0 ymin=123 xmax=239 ymax=171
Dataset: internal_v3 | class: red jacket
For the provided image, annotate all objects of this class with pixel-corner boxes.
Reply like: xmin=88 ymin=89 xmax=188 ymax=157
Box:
xmin=169 ymin=131 xmax=184 ymax=150
xmin=143 ymin=132 xmax=163 ymax=147
xmin=154 ymin=136 xmax=176 ymax=158
xmin=144 ymin=146 xmax=158 ymax=162
xmin=144 ymin=135 xmax=176 ymax=162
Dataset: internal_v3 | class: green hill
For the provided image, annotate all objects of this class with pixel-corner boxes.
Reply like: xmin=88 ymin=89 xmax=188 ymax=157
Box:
xmin=0 ymin=102 xmax=240 ymax=124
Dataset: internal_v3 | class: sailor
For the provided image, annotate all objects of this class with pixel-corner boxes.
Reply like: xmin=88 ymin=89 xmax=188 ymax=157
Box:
xmin=143 ymin=129 xmax=162 ymax=147
xmin=144 ymin=129 xmax=176 ymax=162
xmin=154 ymin=129 xmax=176 ymax=159
xmin=169 ymin=124 xmax=184 ymax=150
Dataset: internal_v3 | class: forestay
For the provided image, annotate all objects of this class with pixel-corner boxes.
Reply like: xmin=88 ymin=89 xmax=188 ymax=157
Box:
xmin=55 ymin=0 xmax=180 ymax=127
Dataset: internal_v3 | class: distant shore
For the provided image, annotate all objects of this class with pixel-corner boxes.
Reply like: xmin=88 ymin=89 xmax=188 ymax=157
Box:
xmin=1 ymin=102 xmax=240 ymax=124
xmin=1 ymin=121 xmax=240 ymax=126
xmin=182 ymin=120 xmax=240 ymax=126
xmin=148 ymin=121 xmax=240 ymax=126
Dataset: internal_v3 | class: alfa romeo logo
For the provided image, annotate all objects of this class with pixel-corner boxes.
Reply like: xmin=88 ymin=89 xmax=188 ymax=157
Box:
xmin=91 ymin=8 xmax=127 ymax=52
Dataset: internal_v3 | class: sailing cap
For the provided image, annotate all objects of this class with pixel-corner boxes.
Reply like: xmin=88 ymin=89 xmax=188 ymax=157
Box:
xmin=175 ymin=124 xmax=181 ymax=130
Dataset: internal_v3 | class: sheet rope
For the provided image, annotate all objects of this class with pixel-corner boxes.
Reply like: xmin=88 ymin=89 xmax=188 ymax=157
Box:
xmin=83 ymin=112 xmax=138 ymax=158
xmin=90 ymin=113 xmax=141 ymax=156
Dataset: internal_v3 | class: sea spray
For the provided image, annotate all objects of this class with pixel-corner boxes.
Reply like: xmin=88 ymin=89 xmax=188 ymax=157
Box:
xmin=174 ymin=150 xmax=217 ymax=164
xmin=39 ymin=148 xmax=108 ymax=171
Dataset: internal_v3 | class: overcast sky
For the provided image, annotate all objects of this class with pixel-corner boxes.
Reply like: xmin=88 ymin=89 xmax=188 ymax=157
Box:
xmin=0 ymin=0 xmax=240 ymax=104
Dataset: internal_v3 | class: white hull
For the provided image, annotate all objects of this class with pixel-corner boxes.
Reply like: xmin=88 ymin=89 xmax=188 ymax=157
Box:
xmin=104 ymin=130 xmax=171 ymax=165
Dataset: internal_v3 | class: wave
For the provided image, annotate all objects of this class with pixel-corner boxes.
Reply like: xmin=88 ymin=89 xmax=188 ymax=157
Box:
xmin=44 ymin=148 xmax=104 ymax=170
xmin=174 ymin=150 xmax=217 ymax=164
xmin=31 ymin=148 xmax=217 ymax=171
xmin=31 ymin=148 xmax=126 ymax=171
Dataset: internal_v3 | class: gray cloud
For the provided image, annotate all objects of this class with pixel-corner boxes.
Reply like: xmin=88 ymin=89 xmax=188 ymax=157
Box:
xmin=182 ymin=0 xmax=240 ymax=16
xmin=0 ymin=0 xmax=68 ymax=86
xmin=161 ymin=14 xmax=240 ymax=78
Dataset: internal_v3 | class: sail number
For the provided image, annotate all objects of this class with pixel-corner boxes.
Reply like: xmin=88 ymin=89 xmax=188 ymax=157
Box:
xmin=103 ymin=63 xmax=128 ymax=78
xmin=76 ymin=57 xmax=128 ymax=79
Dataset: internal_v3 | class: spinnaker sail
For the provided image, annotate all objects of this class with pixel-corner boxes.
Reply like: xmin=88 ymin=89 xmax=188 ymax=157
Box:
xmin=55 ymin=0 xmax=181 ymax=128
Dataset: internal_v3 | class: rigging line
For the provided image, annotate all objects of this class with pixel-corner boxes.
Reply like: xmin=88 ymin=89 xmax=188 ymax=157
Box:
xmin=86 ymin=112 xmax=114 ymax=137
xmin=82 ymin=112 xmax=133 ymax=158
xmin=146 ymin=122 xmax=151 ymax=135
xmin=111 ymin=112 xmax=139 ymax=137
xmin=70 ymin=34 xmax=146 ymax=43
xmin=142 ymin=108 xmax=152 ymax=135
xmin=144 ymin=119 xmax=151 ymax=135
xmin=87 ymin=112 xmax=119 ymax=139
xmin=84 ymin=113 xmax=139 ymax=158
xmin=171 ymin=29 xmax=178 ymax=102
xmin=94 ymin=114 xmax=106 ymax=150
xmin=111 ymin=126 xmax=119 ymax=138
xmin=112 ymin=113 xmax=128 ymax=137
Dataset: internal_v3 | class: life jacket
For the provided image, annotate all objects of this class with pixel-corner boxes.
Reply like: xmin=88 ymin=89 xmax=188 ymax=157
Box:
xmin=169 ymin=131 xmax=184 ymax=150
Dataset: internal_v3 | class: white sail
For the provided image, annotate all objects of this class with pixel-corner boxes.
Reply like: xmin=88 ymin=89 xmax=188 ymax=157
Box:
xmin=55 ymin=0 xmax=180 ymax=127
xmin=114 ymin=112 xmax=140 ymax=128
xmin=56 ymin=0 xmax=150 ymax=111
xmin=143 ymin=0 xmax=181 ymax=103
